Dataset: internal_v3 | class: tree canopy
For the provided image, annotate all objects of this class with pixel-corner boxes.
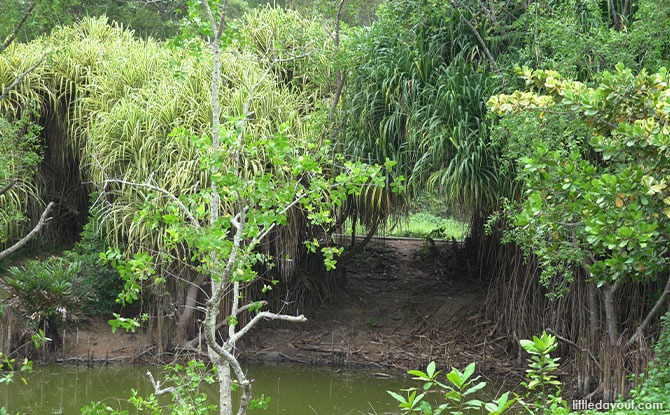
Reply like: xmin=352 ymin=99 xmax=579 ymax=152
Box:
xmin=2 ymin=0 xmax=670 ymax=407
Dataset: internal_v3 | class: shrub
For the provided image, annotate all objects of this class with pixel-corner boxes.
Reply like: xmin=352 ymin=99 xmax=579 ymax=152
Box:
xmin=627 ymin=311 xmax=670 ymax=413
xmin=64 ymin=221 xmax=123 ymax=315
xmin=1 ymin=257 xmax=82 ymax=349
xmin=388 ymin=331 xmax=569 ymax=415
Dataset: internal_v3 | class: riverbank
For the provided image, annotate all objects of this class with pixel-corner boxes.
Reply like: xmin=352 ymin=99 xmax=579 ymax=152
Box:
xmin=241 ymin=238 xmax=518 ymax=377
xmin=55 ymin=238 xmax=521 ymax=384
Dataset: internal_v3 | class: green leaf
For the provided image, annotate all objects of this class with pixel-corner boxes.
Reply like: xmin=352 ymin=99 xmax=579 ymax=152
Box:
xmin=446 ymin=370 xmax=463 ymax=388
xmin=387 ymin=391 xmax=407 ymax=404
xmin=519 ymin=339 xmax=536 ymax=353
xmin=408 ymin=369 xmax=430 ymax=380
xmin=462 ymin=362 xmax=475 ymax=382
xmin=463 ymin=381 xmax=487 ymax=396
xmin=426 ymin=361 xmax=437 ymax=378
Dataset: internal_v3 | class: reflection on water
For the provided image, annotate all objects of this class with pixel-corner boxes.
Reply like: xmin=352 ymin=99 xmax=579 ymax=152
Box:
xmin=1 ymin=363 xmax=409 ymax=414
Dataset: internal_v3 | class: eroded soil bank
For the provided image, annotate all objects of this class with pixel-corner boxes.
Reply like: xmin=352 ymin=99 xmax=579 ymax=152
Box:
xmin=240 ymin=239 xmax=515 ymax=374
xmin=57 ymin=238 xmax=520 ymax=381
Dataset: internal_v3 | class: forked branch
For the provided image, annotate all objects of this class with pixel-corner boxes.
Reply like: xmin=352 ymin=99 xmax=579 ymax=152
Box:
xmin=233 ymin=311 xmax=306 ymax=344
xmin=450 ymin=0 xmax=501 ymax=77
xmin=146 ymin=370 xmax=186 ymax=406
xmin=625 ymin=276 xmax=670 ymax=350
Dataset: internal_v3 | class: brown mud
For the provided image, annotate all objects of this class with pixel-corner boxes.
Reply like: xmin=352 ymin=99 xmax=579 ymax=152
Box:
xmin=59 ymin=238 xmax=518 ymax=379
xmin=240 ymin=238 xmax=514 ymax=374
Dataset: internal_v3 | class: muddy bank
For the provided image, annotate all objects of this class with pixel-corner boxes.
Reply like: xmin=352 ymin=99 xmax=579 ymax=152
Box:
xmin=239 ymin=238 xmax=518 ymax=377
xmin=55 ymin=239 xmax=519 ymax=381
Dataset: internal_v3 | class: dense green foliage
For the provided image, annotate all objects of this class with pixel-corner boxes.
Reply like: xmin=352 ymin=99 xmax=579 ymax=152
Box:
xmin=490 ymin=65 xmax=670 ymax=297
xmin=341 ymin=0 xmax=670 ymax=404
xmin=341 ymin=0 xmax=500 ymax=213
xmin=2 ymin=257 xmax=82 ymax=346
xmin=2 ymin=0 xmax=670 ymax=411
xmin=0 ymin=111 xmax=42 ymax=247
xmin=64 ymin=221 xmax=123 ymax=315
xmin=629 ymin=312 xmax=670 ymax=412
xmin=0 ymin=0 xmax=187 ymax=42
xmin=341 ymin=0 xmax=670 ymax=220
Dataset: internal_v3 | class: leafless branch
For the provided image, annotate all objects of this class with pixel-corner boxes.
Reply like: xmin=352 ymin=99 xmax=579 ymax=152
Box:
xmin=0 ymin=201 xmax=54 ymax=261
xmin=625 ymin=276 xmax=670 ymax=350
xmin=231 ymin=310 xmax=306 ymax=344
xmin=329 ymin=0 xmax=346 ymax=119
xmin=146 ymin=370 xmax=186 ymax=405
xmin=547 ymin=328 xmax=602 ymax=371
xmin=132 ymin=0 xmax=169 ymax=4
xmin=450 ymin=0 xmax=502 ymax=77
xmin=0 ymin=179 xmax=17 ymax=197
xmin=102 ymin=178 xmax=202 ymax=229
xmin=1 ymin=0 xmax=38 ymax=52
xmin=215 ymin=0 xmax=229 ymax=43
xmin=0 ymin=51 xmax=47 ymax=102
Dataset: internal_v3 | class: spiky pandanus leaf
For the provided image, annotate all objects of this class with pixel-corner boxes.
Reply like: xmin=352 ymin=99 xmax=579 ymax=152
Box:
xmin=243 ymin=6 xmax=335 ymax=100
xmin=0 ymin=14 xmax=331 ymax=273
xmin=342 ymin=10 xmax=503 ymax=225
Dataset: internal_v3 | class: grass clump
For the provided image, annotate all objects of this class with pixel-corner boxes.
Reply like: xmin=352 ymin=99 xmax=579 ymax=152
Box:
xmin=386 ymin=213 xmax=467 ymax=240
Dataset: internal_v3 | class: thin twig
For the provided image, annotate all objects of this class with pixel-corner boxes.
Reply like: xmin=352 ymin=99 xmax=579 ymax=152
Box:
xmin=547 ymin=328 xmax=602 ymax=371
xmin=102 ymin=178 xmax=201 ymax=228
xmin=450 ymin=0 xmax=502 ymax=77
xmin=146 ymin=370 xmax=186 ymax=406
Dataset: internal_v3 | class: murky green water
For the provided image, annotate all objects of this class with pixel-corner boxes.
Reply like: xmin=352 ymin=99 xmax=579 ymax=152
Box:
xmin=2 ymin=362 xmax=509 ymax=414
xmin=1 ymin=363 xmax=413 ymax=414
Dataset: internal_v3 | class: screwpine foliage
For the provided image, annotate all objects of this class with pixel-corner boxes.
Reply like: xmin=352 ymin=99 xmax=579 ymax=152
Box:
xmin=2 ymin=0 xmax=670 ymax=411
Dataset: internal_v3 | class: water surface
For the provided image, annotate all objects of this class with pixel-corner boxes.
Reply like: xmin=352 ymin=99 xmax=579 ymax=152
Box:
xmin=1 ymin=363 xmax=409 ymax=414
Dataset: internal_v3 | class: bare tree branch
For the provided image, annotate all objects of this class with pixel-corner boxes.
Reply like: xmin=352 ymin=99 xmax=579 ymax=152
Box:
xmin=625 ymin=276 xmax=670 ymax=350
xmin=183 ymin=300 xmax=272 ymax=349
xmin=231 ymin=310 xmax=306 ymax=344
xmin=0 ymin=179 xmax=17 ymax=197
xmin=0 ymin=201 xmax=54 ymax=261
xmin=450 ymin=0 xmax=502 ymax=77
xmin=146 ymin=370 xmax=186 ymax=406
xmin=133 ymin=0 xmax=169 ymax=4
xmin=547 ymin=328 xmax=602 ymax=371
xmin=0 ymin=51 xmax=47 ymax=102
xmin=1 ymin=0 xmax=38 ymax=53
xmin=102 ymin=178 xmax=202 ymax=229
xmin=329 ymin=0 xmax=346 ymax=119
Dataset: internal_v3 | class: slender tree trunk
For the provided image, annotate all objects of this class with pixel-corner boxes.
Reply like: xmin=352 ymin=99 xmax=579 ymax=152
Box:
xmin=603 ymin=282 xmax=620 ymax=344
xmin=608 ymin=0 xmax=622 ymax=31
xmin=583 ymin=278 xmax=600 ymax=396
xmin=214 ymin=358 xmax=233 ymax=415
xmin=205 ymin=288 xmax=234 ymax=415
xmin=176 ymin=281 xmax=202 ymax=344
xmin=588 ymin=281 xmax=599 ymax=344
xmin=601 ymin=280 xmax=623 ymax=401
xmin=200 ymin=2 xmax=232 ymax=413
